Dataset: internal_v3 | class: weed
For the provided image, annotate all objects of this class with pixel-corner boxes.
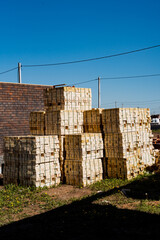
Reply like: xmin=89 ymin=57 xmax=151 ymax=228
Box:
xmin=0 ymin=184 xmax=66 ymax=226
xmin=137 ymin=200 xmax=160 ymax=214
xmin=0 ymin=173 xmax=160 ymax=227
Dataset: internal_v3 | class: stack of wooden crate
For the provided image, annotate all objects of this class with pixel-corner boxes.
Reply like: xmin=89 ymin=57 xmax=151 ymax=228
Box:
xmin=6 ymin=83 xmax=156 ymax=187
xmin=102 ymin=108 xmax=155 ymax=179
xmin=44 ymin=86 xmax=92 ymax=111
xmin=3 ymin=136 xmax=61 ymax=187
xmin=29 ymin=86 xmax=92 ymax=182
xmin=83 ymin=108 xmax=103 ymax=133
xmin=64 ymin=133 xmax=103 ymax=186
xmin=44 ymin=87 xmax=92 ymax=182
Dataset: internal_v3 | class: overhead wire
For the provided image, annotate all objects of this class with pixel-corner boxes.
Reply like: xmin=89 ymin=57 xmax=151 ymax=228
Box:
xmin=101 ymin=99 xmax=160 ymax=108
xmin=67 ymin=72 xmax=160 ymax=86
xmin=67 ymin=78 xmax=97 ymax=86
xmin=0 ymin=67 xmax=18 ymax=75
xmin=1 ymin=43 xmax=160 ymax=90
xmin=22 ymin=44 xmax=160 ymax=68
xmin=101 ymin=73 xmax=160 ymax=80
xmin=119 ymin=99 xmax=160 ymax=104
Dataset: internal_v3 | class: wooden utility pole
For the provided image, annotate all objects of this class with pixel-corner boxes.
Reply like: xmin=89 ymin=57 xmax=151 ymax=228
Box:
xmin=98 ymin=76 xmax=100 ymax=108
xmin=18 ymin=62 xmax=21 ymax=83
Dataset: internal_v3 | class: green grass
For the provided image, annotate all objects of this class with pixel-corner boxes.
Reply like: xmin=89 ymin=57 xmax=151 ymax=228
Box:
xmin=137 ymin=200 xmax=160 ymax=214
xmin=89 ymin=177 xmax=131 ymax=192
xmin=152 ymin=129 xmax=160 ymax=133
xmin=89 ymin=173 xmax=160 ymax=214
xmin=89 ymin=173 xmax=151 ymax=192
xmin=0 ymin=173 xmax=160 ymax=227
xmin=0 ymin=184 xmax=66 ymax=226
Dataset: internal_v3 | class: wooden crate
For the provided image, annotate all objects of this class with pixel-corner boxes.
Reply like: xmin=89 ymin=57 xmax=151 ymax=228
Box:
xmin=44 ymin=86 xmax=92 ymax=111
xmin=3 ymin=136 xmax=61 ymax=187
xmin=64 ymin=133 xmax=104 ymax=186
xmin=29 ymin=111 xmax=45 ymax=135
xmin=102 ymin=108 xmax=155 ymax=180
xmin=65 ymin=133 xmax=103 ymax=160
xmin=64 ymin=159 xmax=103 ymax=187
xmin=103 ymin=156 xmax=145 ymax=180
xmin=104 ymin=132 xmax=153 ymax=158
xmin=45 ymin=110 xmax=84 ymax=135
xmin=83 ymin=108 xmax=103 ymax=133
xmin=102 ymin=108 xmax=151 ymax=133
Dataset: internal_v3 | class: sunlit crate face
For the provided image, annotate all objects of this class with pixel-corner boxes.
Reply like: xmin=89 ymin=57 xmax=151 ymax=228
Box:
xmin=45 ymin=110 xmax=84 ymax=135
xmin=44 ymin=87 xmax=92 ymax=111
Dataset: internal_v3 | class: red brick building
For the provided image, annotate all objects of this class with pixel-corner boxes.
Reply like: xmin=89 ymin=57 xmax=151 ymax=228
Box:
xmin=0 ymin=82 xmax=50 ymax=173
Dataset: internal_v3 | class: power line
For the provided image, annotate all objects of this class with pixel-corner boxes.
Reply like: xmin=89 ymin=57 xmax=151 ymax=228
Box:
xmin=101 ymin=73 xmax=160 ymax=80
xmin=68 ymin=72 xmax=160 ymax=86
xmin=120 ymin=99 xmax=160 ymax=104
xmin=101 ymin=102 xmax=116 ymax=106
xmin=67 ymin=78 xmax=97 ymax=86
xmin=0 ymin=67 xmax=18 ymax=75
xmin=22 ymin=44 xmax=160 ymax=68
xmin=101 ymin=99 xmax=160 ymax=106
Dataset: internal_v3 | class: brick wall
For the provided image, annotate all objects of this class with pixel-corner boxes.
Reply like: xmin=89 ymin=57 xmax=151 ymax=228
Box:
xmin=0 ymin=82 xmax=50 ymax=159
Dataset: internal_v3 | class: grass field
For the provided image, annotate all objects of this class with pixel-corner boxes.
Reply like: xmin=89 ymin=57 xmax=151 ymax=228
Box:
xmin=0 ymin=173 xmax=160 ymax=239
xmin=0 ymin=173 xmax=160 ymax=227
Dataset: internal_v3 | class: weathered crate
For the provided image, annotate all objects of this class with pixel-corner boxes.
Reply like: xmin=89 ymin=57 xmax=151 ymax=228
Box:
xmin=65 ymin=133 xmax=103 ymax=160
xmin=102 ymin=108 xmax=151 ymax=133
xmin=45 ymin=110 xmax=84 ymax=135
xmin=102 ymin=108 xmax=155 ymax=179
xmin=3 ymin=136 xmax=61 ymax=187
xmin=103 ymin=151 xmax=154 ymax=180
xmin=29 ymin=111 xmax=45 ymax=135
xmin=64 ymin=133 xmax=103 ymax=186
xmin=44 ymin=86 xmax=92 ymax=111
xmin=83 ymin=108 xmax=103 ymax=133
xmin=65 ymin=159 xmax=103 ymax=187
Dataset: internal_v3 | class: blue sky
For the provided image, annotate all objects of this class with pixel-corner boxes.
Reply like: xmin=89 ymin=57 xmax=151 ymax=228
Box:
xmin=0 ymin=0 xmax=160 ymax=113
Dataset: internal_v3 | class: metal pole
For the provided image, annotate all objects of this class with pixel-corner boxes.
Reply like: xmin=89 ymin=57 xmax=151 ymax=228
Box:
xmin=98 ymin=77 xmax=100 ymax=108
xmin=18 ymin=62 xmax=22 ymax=83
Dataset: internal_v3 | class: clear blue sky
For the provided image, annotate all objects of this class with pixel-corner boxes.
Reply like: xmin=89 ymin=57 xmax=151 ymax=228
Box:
xmin=0 ymin=0 xmax=160 ymax=113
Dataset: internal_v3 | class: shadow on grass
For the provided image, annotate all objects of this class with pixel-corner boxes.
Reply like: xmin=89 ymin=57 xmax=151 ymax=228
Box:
xmin=0 ymin=183 xmax=160 ymax=240
xmin=120 ymin=173 xmax=160 ymax=200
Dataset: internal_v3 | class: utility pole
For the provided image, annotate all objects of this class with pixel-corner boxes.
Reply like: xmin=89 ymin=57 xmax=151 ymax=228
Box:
xmin=98 ymin=76 xmax=100 ymax=108
xmin=18 ymin=62 xmax=22 ymax=83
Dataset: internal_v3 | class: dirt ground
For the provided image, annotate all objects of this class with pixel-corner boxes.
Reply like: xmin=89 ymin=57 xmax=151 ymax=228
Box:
xmin=0 ymin=178 xmax=93 ymax=200
xmin=45 ymin=184 xmax=93 ymax=200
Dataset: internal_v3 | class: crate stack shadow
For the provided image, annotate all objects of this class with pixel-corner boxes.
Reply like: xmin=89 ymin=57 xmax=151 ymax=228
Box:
xmin=3 ymin=86 xmax=157 ymax=187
